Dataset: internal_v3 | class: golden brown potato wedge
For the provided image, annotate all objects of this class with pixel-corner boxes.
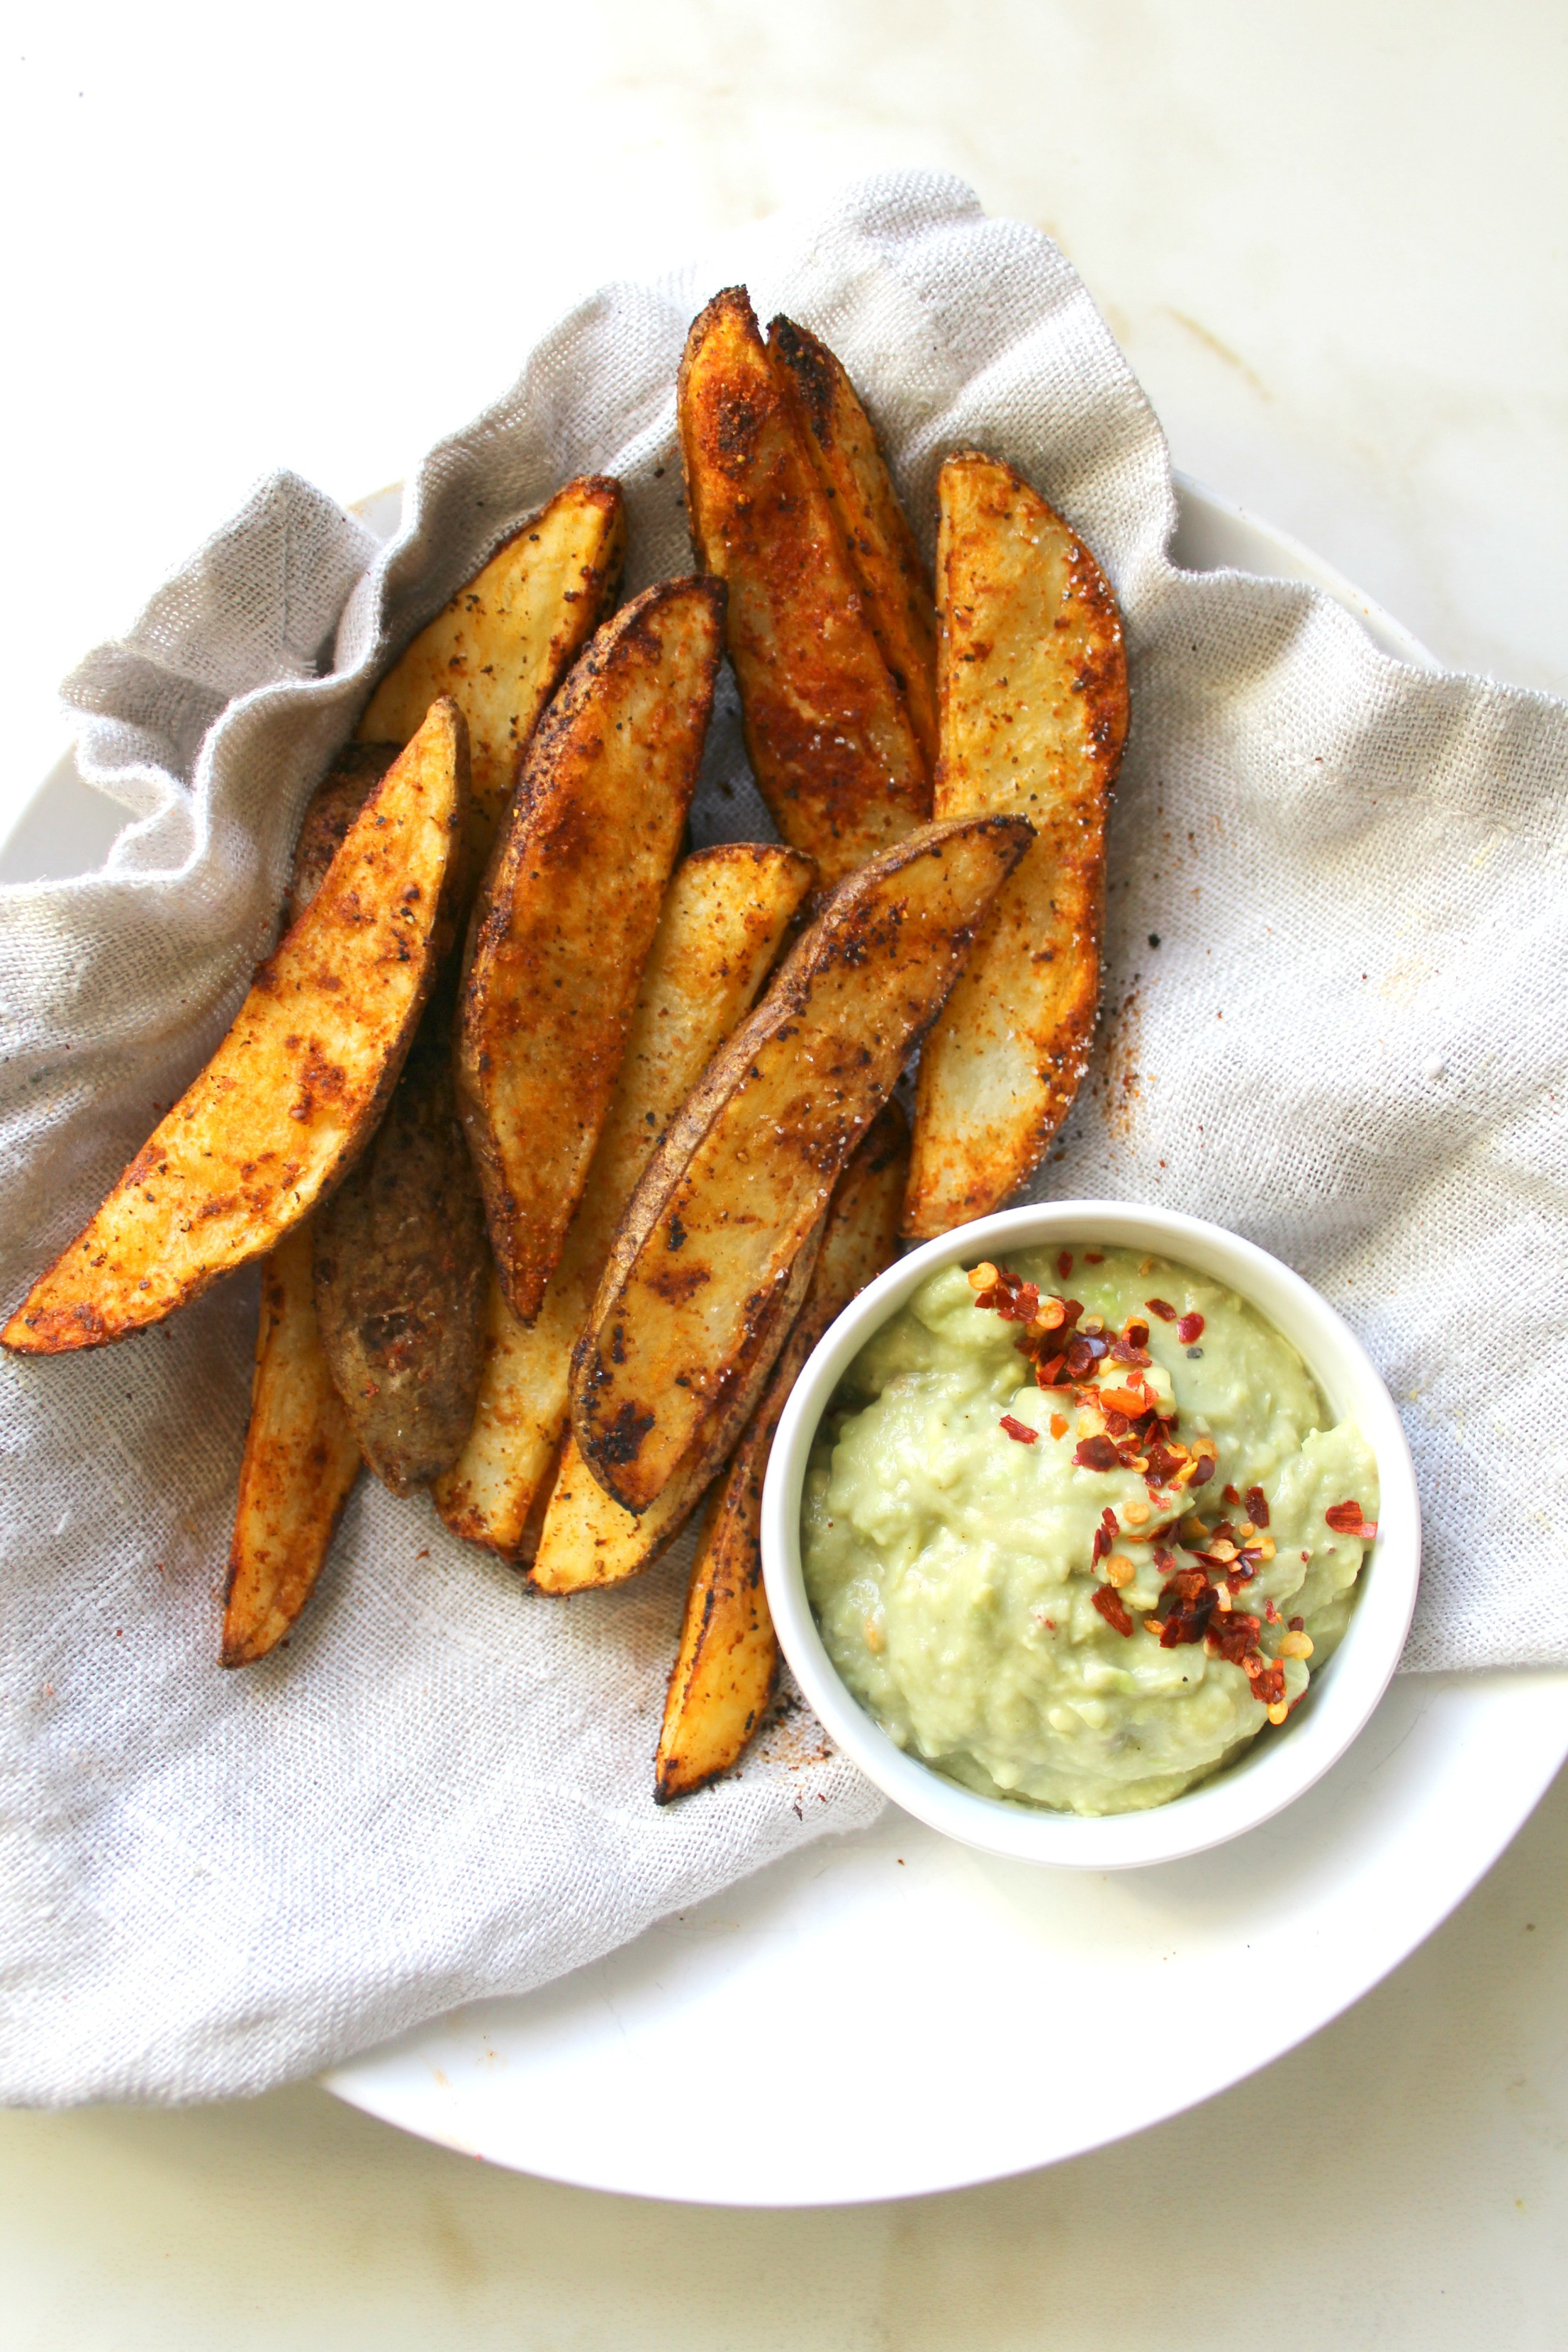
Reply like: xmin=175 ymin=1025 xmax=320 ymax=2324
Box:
xmin=435 ymin=841 xmax=814 ymax=1557
xmin=678 ymin=286 xmax=930 ymax=886
xmin=904 ymin=454 xmax=1129 ymax=1238
xmin=571 ymin=814 xmax=1031 ymax=1513
xmin=768 ymin=314 xmax=939 ymax=772
xmin=654 ymin=1102 xmax=909 ymax=1801
xmin=3 ymin=700 xmax=468 ymax=1355
xmin=285 ymin=743 xmax=400 ymax=922
xmin=358 ymin=476 xmax=625 ymax=880
xmin=457 ymin=578 xmax=724 ymax=1325
xmin=221 ymin=1225 xmax=362 ymax=1667
xmin=311 ymin=972 xmax=489 ymax=1494
xmin=531 ymin=1210 xmax=824 ymax=1593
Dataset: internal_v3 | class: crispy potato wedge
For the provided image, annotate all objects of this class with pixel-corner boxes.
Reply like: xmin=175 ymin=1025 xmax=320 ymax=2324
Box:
xmin=435 ymin=842 xmax=814 ymax=1556
xmin=221 ymin=1225 xmax=362 ymax=1667
xmin=312 ymin=972 xmax=489 ymax=1494
xmin=904 ymin=454 xmax=1129 ymax=1238
xmin=531 ymin=1209 xmax=824 ymax=1593
xmin=678 ymin=286 xmax=930 ymax=886
xmin=571 ymin=813 xmax=1031 ymax=1513
xmin=768 ymin=314 xmax=939 ymax=772
xmin=3 ymin=700 xmax=467 ymax=1355
xmin=654 ymin=1103 xmax=908 ymax=1799
xmin=285 ymin=743 xmax=399 ymax=922
xmin=457 ymin=577 xmax=724 ymax=1324
xmin=358 ymin=476 xmax=625 ymax=880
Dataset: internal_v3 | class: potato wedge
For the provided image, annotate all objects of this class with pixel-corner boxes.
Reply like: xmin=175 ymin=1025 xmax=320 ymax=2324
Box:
xmin=571 ymin=813 xmax=1031 ymax=1513
xmin=358 ymin=476 xmax=625 ymax=880
xmin=285 ymin=742 xmax=399 ymax=922
xmin=531 ymin=1209 xmax=824 ymax=1593
xmin=311 ymin=971 xmax=489 ymax=1494
xmin=904 ymin=454 xmax=1129 ymax=1238
xmin=435 ymin=842 xmax=814 ymax=1556
xmin=768 ymin=314 xmax=939 ymax=772
xmin=3 ymin=700 xmax=467 ymax=1354
xmin=457 ymin=577 xmax=724 ymax=1325
xmin=654 ymin=1102 xmax=909 ymax=1799
xmin=221 ymin=1225 xmax=362 ymax=1667
xmin=678 ymin=286 xmax=929 ymax=886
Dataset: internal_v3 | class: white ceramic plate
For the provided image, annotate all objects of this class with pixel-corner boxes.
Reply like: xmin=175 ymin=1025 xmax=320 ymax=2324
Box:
xmin=10 ymin=481 xmax=1563 ymax=2207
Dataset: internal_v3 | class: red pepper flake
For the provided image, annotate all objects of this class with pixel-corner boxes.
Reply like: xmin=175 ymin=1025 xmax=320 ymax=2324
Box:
xmin=1288 ymin=1615 xmax=1304 ymax=1633
xmin=1092 ymin=1585 xmax=1134 ymax=1637
xmin=1146 ymin=1297 xmax=1177 ymax=1321
xmin=999 ymin=1414 xmax=1037 ymax=1445
xmin=1188 ymin=1453 xmax=1216 ymax=1486
xmin=1058 ymin=1250 xmax=1074 ymax=1280
xmin=1245 ymin=1485 xmax=1270 ymax=1528
xmin=1049 ymin=1413 xmax=1068 ymax=1440
xmin=1074 ymin=1434 xmax=1120 ymax=1472
xmin=1252 ymin=1659 xmax=1287 ymax=1708
xmin=1177 ymin=1311 xmax=1205 ymax=1344
xmin=1221 ymin=1484 xmax=1241 ymax=1507
xmin=1085 ymin=1251 xmax=1105 ymax=1264
xmin=1325 ymin=1501 xmax=1378 ymax=1539
xmin=1206 ymin=1611 xmax=1261 ymax=1665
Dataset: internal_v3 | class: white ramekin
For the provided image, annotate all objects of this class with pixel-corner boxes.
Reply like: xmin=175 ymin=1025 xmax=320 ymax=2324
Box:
xmin=761 ymin=1201 xmax=1421 ymax=1869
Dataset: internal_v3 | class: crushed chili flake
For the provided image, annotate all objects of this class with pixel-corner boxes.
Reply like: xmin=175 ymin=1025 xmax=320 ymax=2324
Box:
xmin=972 ymin=1263 xmax=1041 ymax=1323
xmin=1207 ymin=1610 xmax=1261 ymax=1665
xmin=999 ymin=1414 xmax=1037 ymax=1445
xmin=1085 ymin=1251 xmax=1105 ymax=1264
xmin=1288 ymin=1615 xmax=1304 ymax=1633
xmin=1058 ymin=1250 xmax=1074 ymax=1280
xmin=1326 ymin=1500 xmax=1378 ymax=1539
xmin=1177 ymin=1311 xmax=1206 ymax=1344
xmin=1221 ymin=1483 xmax=1241 ymax=1506
xmin=1049 ymin=1413 xmax=1068 ymax=1440
xmin=1146 ymin=1297 xmax=1177 ymax=1321
xmin=1074 ymin=1434 xmax=1120 ymax=1472
xmin=1092 ymin=1584 xmax=1134 ymax=1637
xmin=1245 ymin=1485 xmax=1270 ymax=1528
xmin=1251 ymin=1659 xmax=1287 ymax=1708
xmin=1188 ymin=1454 xmax=1216 ymax=1487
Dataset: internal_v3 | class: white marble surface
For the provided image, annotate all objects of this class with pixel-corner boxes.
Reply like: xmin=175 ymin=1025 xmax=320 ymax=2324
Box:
xmin=2 ymin=1 xmax=1565 ymax=2339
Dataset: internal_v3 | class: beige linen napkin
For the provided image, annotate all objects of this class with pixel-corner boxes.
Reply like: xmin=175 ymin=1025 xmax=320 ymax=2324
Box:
xmin=1 ymin=170 xmax=1563 ymax=2103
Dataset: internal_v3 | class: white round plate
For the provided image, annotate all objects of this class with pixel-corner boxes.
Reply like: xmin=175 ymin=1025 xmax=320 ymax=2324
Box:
xmin=10 ymin=481 xmax=1563 ymax=2205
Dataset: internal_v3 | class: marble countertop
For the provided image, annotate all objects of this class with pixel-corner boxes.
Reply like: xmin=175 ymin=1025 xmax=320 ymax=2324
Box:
xmin=3 ymin=2 xmax=1564 ymax=2341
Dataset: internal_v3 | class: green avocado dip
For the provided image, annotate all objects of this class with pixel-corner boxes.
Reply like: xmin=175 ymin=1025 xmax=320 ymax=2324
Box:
xmin=801 ymin=1245 xmax=1379 ymax=1816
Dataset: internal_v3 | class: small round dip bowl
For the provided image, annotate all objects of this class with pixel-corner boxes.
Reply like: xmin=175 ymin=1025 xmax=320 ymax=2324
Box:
xmin=761 ymin=1201 xmax=1421 ymax=1869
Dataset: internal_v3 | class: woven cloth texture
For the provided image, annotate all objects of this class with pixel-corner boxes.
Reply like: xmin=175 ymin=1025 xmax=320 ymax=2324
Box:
xmin=1 ymin=171 xmax=1563 ymax=2104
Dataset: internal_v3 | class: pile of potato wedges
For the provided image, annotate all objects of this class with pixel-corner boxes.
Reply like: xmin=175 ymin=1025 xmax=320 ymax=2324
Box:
xmin=3 ymin=289 xmax=1129 ymax=1801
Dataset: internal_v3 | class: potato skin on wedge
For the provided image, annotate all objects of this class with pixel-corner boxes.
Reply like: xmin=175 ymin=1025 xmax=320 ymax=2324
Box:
xmin=435 ymin=841 xmax=814 ymax=1558
xmin=678 ymin=287 xmax=930 ymax=886
xmin=312 ymin=973 xmax=489 ymax=1494
xmin=358 ymin=476 xmax=625 ymax=881
xmin=571 ymin=812 xmax=1031 ymax=1514
xmin=768 ymin=314 xmax=939 ymax=773
xmin=222 ymin=1225 xmax=362 ymax=1668
xmin=654 ymin=1102 xmax=908 ymax=1801
xmin=3 ymin=700 xmax=468 ymax=1355
xmin=905 ymin=454 xmax=1129 ymax=1238
xmin=457 ymin=578 xmax=726 ymax=1325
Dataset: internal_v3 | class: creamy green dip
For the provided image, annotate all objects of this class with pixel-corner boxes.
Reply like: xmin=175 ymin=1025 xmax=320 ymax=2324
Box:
xmin=802 ymin=1245 xmax=1379 ymax=1816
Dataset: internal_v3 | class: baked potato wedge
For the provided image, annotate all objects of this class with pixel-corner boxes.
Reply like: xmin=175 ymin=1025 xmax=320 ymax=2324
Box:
xmin=311 ymin=970 xmax=489 ymax=1494
xmin=768 ymin=314 xmax=939 ymax=771
xmin=3 ymin=699 xmax=467 ymax=1354
xmin=435 ymin=841 xmax=814 ymax=1556
xmin=457 ymin=577 xmax=724 ymax=1325
xmin=531 ymin=1208 xmax=824 ymax=1593
xmin=571 ymin=812 xmax=1031 ymax=1513
xmin=654 ymin=1101 xmax=908 ymax=1800
xmin=285 ymin=742 xmax=400 ymax=919
xmin=678 ymin=286 xmax=930 ymax=886
xmin=358 ymin=476 xmax=625 ymax=880
xmin=221 ymin=1224 xmax=362 ymax=1667
xmin=905 ymin=453 xmax=1129 ymax=1238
